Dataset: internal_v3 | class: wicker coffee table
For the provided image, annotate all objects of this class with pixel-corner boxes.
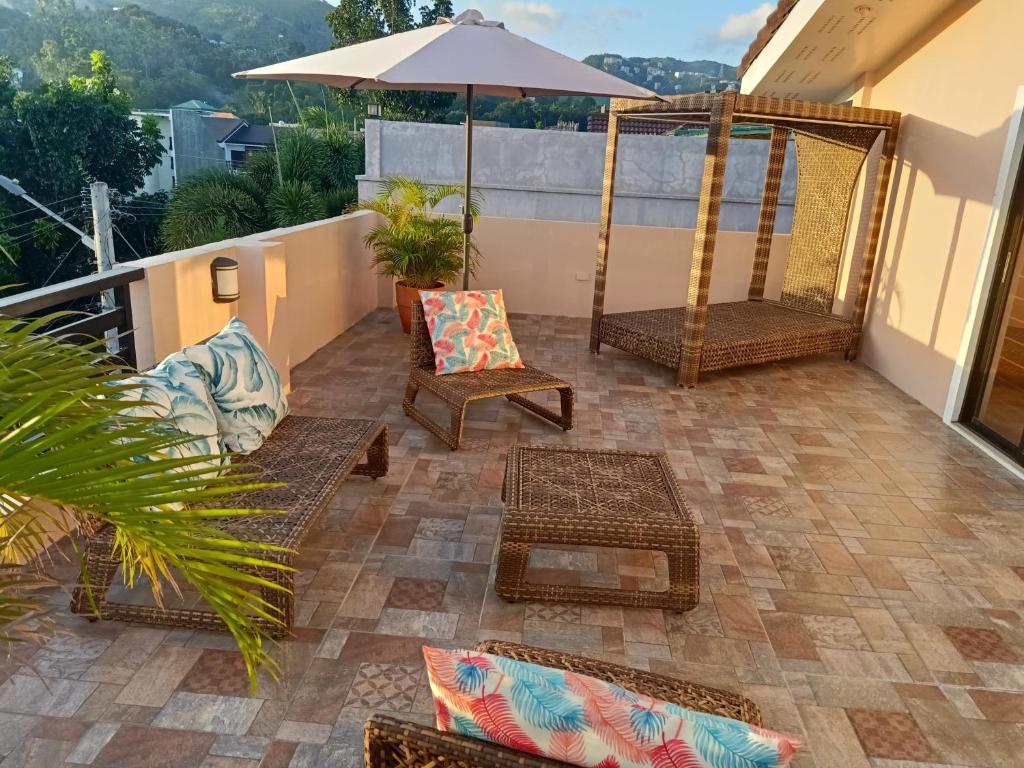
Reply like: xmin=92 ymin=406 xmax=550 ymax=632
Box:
xmin=497 ymin=445 xmax=699 ymax=611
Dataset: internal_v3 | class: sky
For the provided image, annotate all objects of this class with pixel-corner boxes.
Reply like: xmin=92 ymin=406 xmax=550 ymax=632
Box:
xmin=457 ymin=1 xmax=775 ymax=65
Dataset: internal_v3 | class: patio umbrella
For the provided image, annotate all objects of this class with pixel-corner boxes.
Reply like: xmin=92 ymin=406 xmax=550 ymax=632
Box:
xmin=234 ymin=8 xmax=658 ymax=289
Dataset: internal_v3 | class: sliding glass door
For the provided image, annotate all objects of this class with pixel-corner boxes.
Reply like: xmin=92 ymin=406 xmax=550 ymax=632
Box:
xmin=962 ymin=157 xmax=1024 ymax=460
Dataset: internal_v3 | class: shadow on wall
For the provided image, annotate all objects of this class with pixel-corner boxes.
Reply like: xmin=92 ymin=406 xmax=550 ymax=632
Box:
xmin=872 ymin=114 xmax=1011 ymax=346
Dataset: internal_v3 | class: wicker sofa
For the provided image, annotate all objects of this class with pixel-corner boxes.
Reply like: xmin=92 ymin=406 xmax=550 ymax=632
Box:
xmin=403 ymin=301 xmax=574 ymax=450
xmin=365 ymin=640 xmax=762 ymax=767
xmin=71 ymin=415 xmax=388 ymax=637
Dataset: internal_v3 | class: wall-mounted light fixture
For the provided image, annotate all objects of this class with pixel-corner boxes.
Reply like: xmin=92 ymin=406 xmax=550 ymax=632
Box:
xmin=367 ymin=101 xmax=381 ymax=119
xmin=211 ymin=256 xmax=239 ymax=303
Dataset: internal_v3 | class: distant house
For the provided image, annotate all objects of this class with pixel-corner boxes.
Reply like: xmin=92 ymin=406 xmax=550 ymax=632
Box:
xmin=132 ymin=100 xmax=289 ymax=192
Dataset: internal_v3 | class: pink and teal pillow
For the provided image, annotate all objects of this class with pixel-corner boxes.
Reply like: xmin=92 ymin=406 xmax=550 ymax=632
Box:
xmin=423 ymin=646 xmax=800 ymax=768
xmin=419 ymin=290 xmax=524 ymax=375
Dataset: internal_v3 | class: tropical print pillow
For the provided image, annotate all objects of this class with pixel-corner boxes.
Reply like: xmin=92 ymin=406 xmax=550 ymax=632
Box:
xmin=182 ymin=317 xmax=288 ymax=454
xmin=423 ymin=646 xmax=800 ymax=768
xmin=419 ymin=290 xmax=524 ymax=375
xmin=114 ymin=352 xmax=229 ymax=483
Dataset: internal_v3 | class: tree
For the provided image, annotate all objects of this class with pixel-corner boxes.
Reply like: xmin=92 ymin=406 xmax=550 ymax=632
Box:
xmin=160 ymin=127 xmax=364 ymax=250
xmin=0 ymin=51 xmax=163 ymax=289
xmin=325 ymin=0 xmax=456 ymax=122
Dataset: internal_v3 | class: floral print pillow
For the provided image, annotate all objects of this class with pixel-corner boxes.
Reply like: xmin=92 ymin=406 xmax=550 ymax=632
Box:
xmin=183 ymin=318 xmax=288 ymax=454
xmin=419 ymin=290 xmax=524 ymax=375
xmin=423 ymin=646 xmax=800 ymax=768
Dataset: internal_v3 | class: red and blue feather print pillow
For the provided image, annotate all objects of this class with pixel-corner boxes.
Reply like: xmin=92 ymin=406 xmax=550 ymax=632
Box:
xmin=419 ymin=290 xmax=525 ymax=375
xmin=423 ymin=646 xmax=801 ymax=768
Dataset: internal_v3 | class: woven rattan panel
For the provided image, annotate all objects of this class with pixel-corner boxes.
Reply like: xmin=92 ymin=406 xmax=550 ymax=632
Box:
xmin=504 ymin=445 xmax=686 ymax=523
xmin=781 ymin=124 xmax=880 ymax=314
xmin=213 ymin=415 xmax=383 ymax=547
xmin=600 ymin=301 xmax=856 ymax=372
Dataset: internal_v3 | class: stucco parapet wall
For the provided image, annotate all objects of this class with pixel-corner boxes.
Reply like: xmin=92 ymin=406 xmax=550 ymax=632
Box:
xmin=362 ymin=119 xmax=797 ymax=231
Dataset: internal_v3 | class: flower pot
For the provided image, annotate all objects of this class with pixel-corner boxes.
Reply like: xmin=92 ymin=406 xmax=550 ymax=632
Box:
xmin=395 ymin=280 xmax=445 ymax=334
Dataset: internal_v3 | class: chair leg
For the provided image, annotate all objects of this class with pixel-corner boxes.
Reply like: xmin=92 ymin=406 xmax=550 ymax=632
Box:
xmin=403 ymin=377 xmax=464 ymax=450
xmin=70 ymin=535 xmax=119 ymax=620
xmin=506 ymin=387 xmax=574 ymax=431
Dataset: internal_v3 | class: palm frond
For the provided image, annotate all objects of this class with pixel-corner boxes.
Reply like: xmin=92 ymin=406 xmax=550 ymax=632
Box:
xmin=0 ymin=315 xmax=289 ymax=687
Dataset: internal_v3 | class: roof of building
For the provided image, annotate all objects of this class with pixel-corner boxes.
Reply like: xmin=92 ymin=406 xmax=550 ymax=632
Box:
xmin=174 ymin=99 xmax=222 ymax=111
xmin=202 ymin=116 xmax=245 ymax=143
xmin=220 ymin=123 xmax=295 ymax=147
xmin=737 ymin=0 xmax=799 ymax=77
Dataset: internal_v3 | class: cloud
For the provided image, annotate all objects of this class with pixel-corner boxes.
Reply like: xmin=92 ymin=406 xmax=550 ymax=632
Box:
xmin=717 ymin=2 xmax=773 ymax=43
xmin=498 ymin=2 xmax=564 ymax=35
xmin=589 ymin=4 xmax=638 ymax=22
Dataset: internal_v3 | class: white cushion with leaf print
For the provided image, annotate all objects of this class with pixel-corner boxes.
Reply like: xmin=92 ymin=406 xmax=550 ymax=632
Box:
xmin=116 ymin=352 xmax=229 ymax=482
xmin=182 ymin=317 xmax=288 ymax=454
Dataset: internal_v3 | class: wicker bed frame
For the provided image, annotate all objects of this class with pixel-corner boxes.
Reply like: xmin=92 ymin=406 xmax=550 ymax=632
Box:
xmin=403 ymin=301 xmax=574 ymax=450
xmin=70 ymin=415 xmax=388 ymax=637
xmin=589 ymin=92 xmax=901 ymax=386
xmin=365 ymin=640 xmax=762 ymax=768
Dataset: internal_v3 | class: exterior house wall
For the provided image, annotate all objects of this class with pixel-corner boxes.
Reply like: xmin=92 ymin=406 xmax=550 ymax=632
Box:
xmin=852 ymin=0 xmax=1022 ymax=415
xmin=360 ymin=119 xmax=798 ymax=232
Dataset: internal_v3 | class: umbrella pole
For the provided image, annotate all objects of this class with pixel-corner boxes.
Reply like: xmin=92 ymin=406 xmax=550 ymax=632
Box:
xmin=462 ymin=83 xmax=474 ymax=290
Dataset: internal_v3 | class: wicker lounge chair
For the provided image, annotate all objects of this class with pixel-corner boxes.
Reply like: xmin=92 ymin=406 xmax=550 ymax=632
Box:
xmin=589 ymin=92 xmax=902 ymax=387
xmin=71 ymin=415 xmax=388 ymax=637
xmin=403 ymin=301 xmax=574 ymax=450
xmin=364 ymin=640 xmax=763 ymax=768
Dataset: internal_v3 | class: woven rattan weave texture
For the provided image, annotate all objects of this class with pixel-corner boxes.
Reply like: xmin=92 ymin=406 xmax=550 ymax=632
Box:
xmin=403 ymin=301 xmax=574 ymax=450
xmin=497 ymin=445 xmax=699 ymax=611
xmin=71 ymin=415 xmax=388 ymax=637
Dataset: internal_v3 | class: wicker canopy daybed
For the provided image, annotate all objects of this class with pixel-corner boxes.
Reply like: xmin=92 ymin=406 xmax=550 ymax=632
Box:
xmin=588 ymin=92 xmax=901 ymax=386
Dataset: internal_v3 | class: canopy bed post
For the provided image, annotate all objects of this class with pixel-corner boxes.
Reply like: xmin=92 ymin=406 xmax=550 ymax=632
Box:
xmin=677 ymin=91 xmax=736 ymax=387
xmin=589 ymin=109 xmax=622 ymax=354
xmin=848 ymin=117 xmax=901 ymax=359
xmin=748 ymin=126 xmax=789 ymax=301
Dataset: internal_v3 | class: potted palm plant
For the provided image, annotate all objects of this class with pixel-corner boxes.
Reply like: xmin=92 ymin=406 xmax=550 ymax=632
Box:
xmin=355 ymin=176 xmax=481 ymax=333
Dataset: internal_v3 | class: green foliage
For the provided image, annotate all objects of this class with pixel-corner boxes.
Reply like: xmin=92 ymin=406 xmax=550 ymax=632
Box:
xmin=276 ymin=128 xmax=327 ymax=187
xmin=160 ymin=170 xmax=266 ymax=251
xmin=0 ymin=315 xmax=289 ymax=685
xmin=268 ymin=180 xmax=326 ymax=227
xmin=355 ymin=176 xmax=480 ymax=288
xmin=0 ymin=49 xmax=162 ymax=289
xmin=163 ymin=127 xmax=365 ymax=248
xmin=326 ymin=0 xmax=456 ymax=122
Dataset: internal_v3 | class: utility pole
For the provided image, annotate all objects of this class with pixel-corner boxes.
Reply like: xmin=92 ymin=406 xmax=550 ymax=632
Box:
xmin=89 ymin=181 xmax=118 ymax=354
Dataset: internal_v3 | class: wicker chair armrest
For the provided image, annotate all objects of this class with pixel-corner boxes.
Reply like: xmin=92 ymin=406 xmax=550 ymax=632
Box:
xmin=365 ymin=714 xmax=566 ymax=768
xmin=475 ymin=640 xmax=762 ymax=727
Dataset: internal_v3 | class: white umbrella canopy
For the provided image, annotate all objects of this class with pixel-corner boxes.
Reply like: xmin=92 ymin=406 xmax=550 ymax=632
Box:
xmin=234 ymin=8 xmax=659 ymax=288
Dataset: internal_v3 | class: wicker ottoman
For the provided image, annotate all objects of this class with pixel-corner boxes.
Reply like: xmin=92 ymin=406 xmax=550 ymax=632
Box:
xmin=497 ymin=445 xmax=699 ymax=612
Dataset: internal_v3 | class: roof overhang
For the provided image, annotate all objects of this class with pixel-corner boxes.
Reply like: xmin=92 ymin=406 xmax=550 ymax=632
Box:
xmin=740 ymin=0 xmax=960 ymax=101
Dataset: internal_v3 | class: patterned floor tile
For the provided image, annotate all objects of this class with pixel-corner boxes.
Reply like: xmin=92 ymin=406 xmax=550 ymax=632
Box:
xmin=942 ymin=625 xmax=1019 ymax=663
xmin=845 ymin=708 xmax=937 ymax=761
xmin=9 ymin=311 xmax=1024 ymax=766
xmin=177 ymin=650 xmax=252 ymax=697
xmin=386 ymin=578 xmax=447 ymax=611
xmin=343 ymin=663 xmax=421 ymax=711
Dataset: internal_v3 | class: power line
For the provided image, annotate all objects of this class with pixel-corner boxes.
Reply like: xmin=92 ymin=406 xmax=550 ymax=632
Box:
xmin=0 ymin=195 xmax=83 ymax=225
xmin=112 ymin=225 xmax=143 ymax=260
xmin=42 ymin=240 xmax=85 ymax=287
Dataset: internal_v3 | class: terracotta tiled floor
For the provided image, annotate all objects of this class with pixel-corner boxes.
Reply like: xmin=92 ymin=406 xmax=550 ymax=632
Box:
xmin=6 ymin=309 xmax=1024 ymax=767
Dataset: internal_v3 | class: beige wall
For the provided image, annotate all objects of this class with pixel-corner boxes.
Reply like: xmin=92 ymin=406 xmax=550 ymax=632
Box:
xmin=852 ymin=0 xmax=1021 ymax=415
xmin=129 ymin=211 xmax=383 ymax=390
xmin=441 ymin=216 xmax=790 ymax=318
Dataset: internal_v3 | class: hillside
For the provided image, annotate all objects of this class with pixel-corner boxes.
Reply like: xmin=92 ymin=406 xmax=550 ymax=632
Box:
xmin=584 ymin=54 xmax=739 ymax=95
xmin=93 ymin=0 xmax=334 ymax=55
